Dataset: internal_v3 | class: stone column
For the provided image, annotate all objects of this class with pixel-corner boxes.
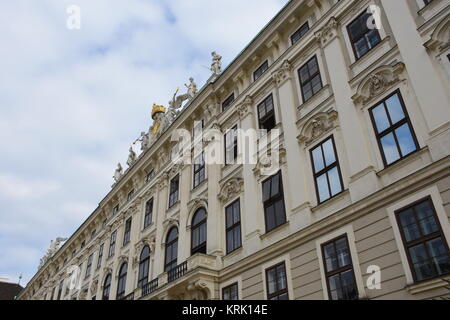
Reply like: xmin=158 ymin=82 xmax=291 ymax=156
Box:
xmin=153 ymin=173 xmax=169 ymax=276
xmin=178 ymin=164 xmax=190 ymax=262
xmin=315 ymin=17 xmax=379 ymax=202
xmin=272 ymin=60 xmax=310 ymax=222
xmin=238 ymin=97 xmax=263 ymax=255
xmin=381 ymin=0 xmax=450 ymax=161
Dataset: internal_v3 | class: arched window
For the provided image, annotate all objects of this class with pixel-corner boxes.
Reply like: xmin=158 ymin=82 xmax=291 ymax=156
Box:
xmin=138 ymin=246 xmax=150 ymax=288
xmin=165 ymin=227 xmax=178 ymax=272
xmin=102 ymin=274 xmax=111 ymax=300
xmin=191 ymin=208 xmax=207 ymax=255
xmin=116 ymin=262 xmax=128 ymax=299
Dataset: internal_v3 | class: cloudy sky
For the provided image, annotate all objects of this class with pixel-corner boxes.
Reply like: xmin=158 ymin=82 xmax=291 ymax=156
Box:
xmin=0 ymin=0 xmax=289 ymax=285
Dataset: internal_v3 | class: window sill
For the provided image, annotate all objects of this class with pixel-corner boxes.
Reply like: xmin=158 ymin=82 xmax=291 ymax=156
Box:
xmin=260 ymin=221 xmax=290 ymax=240
xmin=192 ymin=178 xmax=208 ymax=192
xmin=224 ymin=246 xmax=243 ymax=258
xmin=311 ymin=189 xmax=350 ymax=213
xmin=406 ymin=275 xmax=450 ymax=295
xmin=376 ymin=146 xmax=428 ymax=177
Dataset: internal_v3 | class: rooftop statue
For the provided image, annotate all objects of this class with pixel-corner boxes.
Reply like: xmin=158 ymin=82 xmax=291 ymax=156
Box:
xmin=126 ymin=146 xmax=137 ymax=167
xmin=210 ymin=51 xmax=222 ymax=75
xmin=185 ymin=77 xmax=198 ymax=100
xmin=38 ymin=237 xmax=68 ymax=269
xmin=113 ymin=162 xmax=123 ymax=183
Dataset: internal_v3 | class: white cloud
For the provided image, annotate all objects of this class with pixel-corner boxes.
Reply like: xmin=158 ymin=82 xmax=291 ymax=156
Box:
xmin=0 ymin=0 xmax=289 ymax=285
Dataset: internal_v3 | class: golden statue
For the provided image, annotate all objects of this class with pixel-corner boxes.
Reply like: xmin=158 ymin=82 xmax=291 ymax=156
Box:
xmin=151 ymin=103 xmax=166 ymax=136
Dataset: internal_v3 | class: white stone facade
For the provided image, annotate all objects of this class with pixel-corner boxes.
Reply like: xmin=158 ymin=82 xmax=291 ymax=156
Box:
xmin=19 ymin=0 xmax=450 ymax=300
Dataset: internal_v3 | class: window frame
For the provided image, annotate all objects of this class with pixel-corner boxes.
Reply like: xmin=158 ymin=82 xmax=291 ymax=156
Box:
xmin=346 ymin=9 xmax=382 ymax=61
xmin=265 ymin=262 xmax=289 ymax=300
xmin=168 ymin=174 xmax=180 ymax=208
xmin=224 ymin=125 xmax=238 ymax=165
xmin=253 ymin=60 xmax=269 ymax=81
xmin=262 ymin=171 xmax=287 ymax=233
xmin=96 ymin=243 xmax=104 ymax=270
xmin=116 ymin=262 xmax=128 ymax=299
xmin=291 ymin=21 xmax=310 ymax=45
xmin=143 ymin=198 xmax=153 ymax=229
xmin=137 ymin=246 xmax=151 ymax=288
xmin=102 ymin=274 xmax=111 ymax=300
xmin=310 ymin=135 xmax=344 ymax=205
xmin=298 ymin=55 xmax=323 ymax=103
xmin=222 ymin=282 xmax=239 ymax=300
xmin=108 ymin=230 xmax=117 ymax=257
xmin=222 ymin=93 xmax=235 ymax=112
xmin=123 ymin=217 xmax=132 ymax=246
xmin=165 ymin=227 xmax=179 ymax=272
xmin=394 ymin=196 xmax=450 ymax=283
xmin=368 ymin=89 xmax=419 ymax=168
xmin=320 ymin=234 xmax=359 ymax=300
xmin=257 ymin=94 xmax=276 ymax=132
xmin=225 ymin=199 xmax=242 ymax=254
xmin=191 ymin=208 xmax=207 ymax=255
xmin=193 ymin=152 xmax=206 ymax=188
xmin=85 ymin=253 xmax=93 ymax=278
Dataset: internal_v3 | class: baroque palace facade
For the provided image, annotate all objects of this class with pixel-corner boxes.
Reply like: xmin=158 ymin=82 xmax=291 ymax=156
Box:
xmin=19 ymin=0 xmax=450 ymax=300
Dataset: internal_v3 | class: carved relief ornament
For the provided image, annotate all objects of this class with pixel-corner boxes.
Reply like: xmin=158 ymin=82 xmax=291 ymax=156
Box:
xmin=218 ymin=178 xmax=244 ymax=203
xmin=272 ymin=60 xmax=292 ymax=87
xmin=298 ymin=110 xmax=338 ymax=146
xmin=352 ymin=62 xmax=405 ymax=105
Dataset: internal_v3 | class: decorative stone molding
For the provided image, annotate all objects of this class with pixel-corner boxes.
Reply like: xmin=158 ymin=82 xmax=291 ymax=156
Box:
xmin=425 ymin=14 xmax=450 ymax=52
xmin=253 ymin=147 xmax=287 ymax=180
xmin=157 ymin=172 xmax=169 ymax=190
xmin=352 ymin=62 xmax=405 ymax=105
xmin=315 ymin=17 xmax=339 ymax=47
xmin=133 ymin=237 xmax=155 ymax=268
xmin=218 ymin=178 xmax=244 ymax=203
xmin=186 ymin=198 xmax=208 ymax=229
xmin=298 ymin=110 xmax=339 ymax=145
xmin=90 ymin=279 xmax=98 ymax=295
xmin=166 ymin=162 xmax=185 ymax=177
xmin=272 ymin=59 xmax=292 ymax=87
xmin=237 ymin=95 xmax=253 ymax=119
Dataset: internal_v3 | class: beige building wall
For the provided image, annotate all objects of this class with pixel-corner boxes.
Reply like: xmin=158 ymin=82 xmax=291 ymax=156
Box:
xmin=19 ymin=0 xmax=450 ymax=301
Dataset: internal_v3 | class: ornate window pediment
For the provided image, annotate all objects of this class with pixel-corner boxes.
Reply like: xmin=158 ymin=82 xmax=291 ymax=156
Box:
xmin=352 ymin=62 xmax=405 ymax=105
xmin=298 ymin=110 xmax=338 ymax=146
xmin=425 ymin=14 xmax=450 ymax=52
xmin=218 ymin=178 xmax=244 ymax=203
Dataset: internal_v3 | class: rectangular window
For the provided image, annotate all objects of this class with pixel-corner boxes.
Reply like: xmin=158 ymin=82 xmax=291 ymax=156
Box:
xmin=123 ymin=218 xmax=132 ymax=245
xmin=222 ymin=93 xmax=235 ymax=112
xmin=192 ymin=120 xmax=204 ymax=143
xmin=369 ymin=90 xmax=419 ymax=167
xmin=91 ymin=229 xmax=96 ymax=240
xmin=112 ymin=205 xmax=119 ymax=216
xmin=144 ymin=199 xmax=153 ymax=229
xmin=108 ymin=230 xmax=117 ymax=257
xmin=224 ymin=125 xmax=238 ymax=165
xmin=225 ymin=199 xmax=242 ymax=254
xmin=347 ymin=10 xmax=382 ymax=60
xmin=291 ymin=21 xmax=309 ymax=45
xmin=97 ymin=243 xmax=104 ymax=270
xmin=395 ymin=197 xmax=450 ymax=282
xmin=222 ymin=283 xmax=239 ymax=300
xmin=423 ymin=0 xmax=433 ymax=6
xmin=298 ymin=56 xmax=323 ymax=102
xmin=321 ymin=235 xmax=359 ymax=300
xmin=257 ymin=94 xmax=276 ymax=132
xmin=193 ymin=152 xmax=206 ymax=188
xmin=266 ymin=262 xmax=289 ymax=300
xmin=169 ymin=175 xmax=180 ymax=208
xmin=80 ymin=240 xmax=85 ymax=249
xmin=146 ymin=170 xmax=155 ymax=183
xmin=127 ymin=189 xmax=135 ymax=201
xmin=57 ymin=280 xmax=64 ymax=300
xmin=262 ymin=171 xmax=286 ymax=232
xmin=85 ymin=253 xmax=93 ymax=278
xmin=310 ymin=136 xmax=344 ymax=204
xmin=254 ymin=60 xmax=269 ymax=81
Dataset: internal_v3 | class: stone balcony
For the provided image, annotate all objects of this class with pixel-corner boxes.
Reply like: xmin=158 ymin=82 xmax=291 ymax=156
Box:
xmin=138 ymin=253 xmax=221 ymax=300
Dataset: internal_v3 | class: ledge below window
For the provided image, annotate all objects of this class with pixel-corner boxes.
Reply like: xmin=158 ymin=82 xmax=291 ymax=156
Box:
xmin=405 ymin=276 xmax=450 ymax=295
